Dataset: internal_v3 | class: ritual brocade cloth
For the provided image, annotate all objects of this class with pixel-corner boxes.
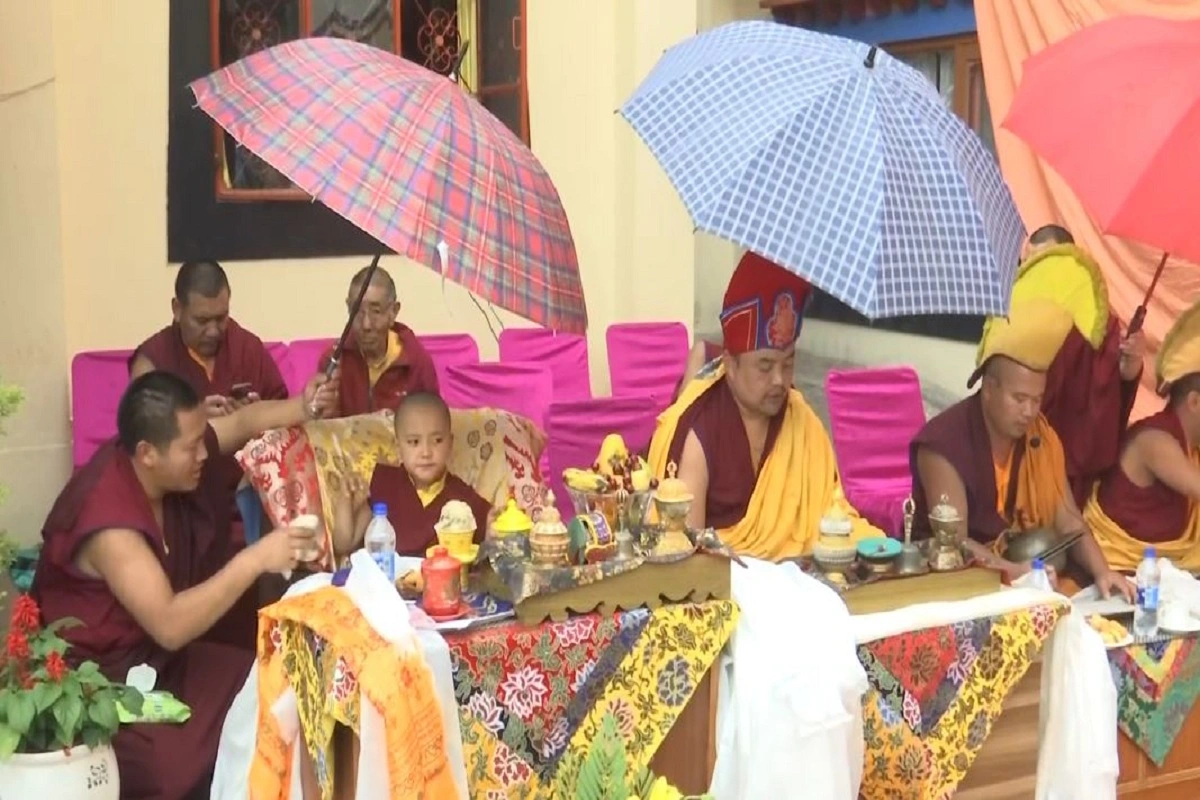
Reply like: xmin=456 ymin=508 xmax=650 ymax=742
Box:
xmin=1109 ymin=637 xmax=1200 ymax=766
xmin=445 ymin=600 xmax=737 ymax=796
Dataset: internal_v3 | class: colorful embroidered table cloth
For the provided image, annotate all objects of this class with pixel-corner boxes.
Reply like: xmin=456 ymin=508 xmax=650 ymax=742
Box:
xmin=858 ymin=602 xmax=1065 ymax=800
xmin=445 ymin=600 xmax=738 ymax=797
xmin=1110 ymin=636 xmax=1200 ymax=766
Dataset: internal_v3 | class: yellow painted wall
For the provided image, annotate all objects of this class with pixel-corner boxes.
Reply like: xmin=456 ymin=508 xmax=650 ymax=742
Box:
xmin=0 ymin=0 xmax=733 ymax=543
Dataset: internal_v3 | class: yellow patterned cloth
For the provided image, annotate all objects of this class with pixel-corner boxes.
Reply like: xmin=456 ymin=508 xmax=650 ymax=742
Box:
xmin=250 ymin=586 xmax=458 ymax=800
xmin=858 ymin=602 xmax=1066 ymax=799
xmin=446 ymin=601 xmax=738 ymax=797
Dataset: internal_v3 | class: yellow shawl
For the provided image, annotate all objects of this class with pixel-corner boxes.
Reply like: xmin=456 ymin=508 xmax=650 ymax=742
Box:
xmin=648 ymin=366 xmax=880 ymax=560
xmin=990 ymin=416 xmax=1069 ymax=554
xmin=1083 ymin=451 xmax=1200 ymax=572
xmin=250 ymin=586 xmax=457 ymax=800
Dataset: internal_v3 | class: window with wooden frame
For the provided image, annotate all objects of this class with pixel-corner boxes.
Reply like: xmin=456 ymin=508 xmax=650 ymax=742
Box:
xmin=885 ymin=34 xmax=995 ymax=157
xmin=209 ymin=0 xmax=528 ymax=202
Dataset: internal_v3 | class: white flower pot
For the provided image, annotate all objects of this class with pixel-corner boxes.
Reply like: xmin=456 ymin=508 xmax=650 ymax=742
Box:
xmin=0 ymin=743 xmax=119 ymax=799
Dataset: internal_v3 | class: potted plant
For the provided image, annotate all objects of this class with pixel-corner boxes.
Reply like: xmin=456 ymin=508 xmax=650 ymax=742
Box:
xmin=553 ymin=714 xmax=714 ymax=800
xmin=0 ymin=377 xmax=22 ymax=602
xmin=0 ymin=594 xmax=143 ymax=798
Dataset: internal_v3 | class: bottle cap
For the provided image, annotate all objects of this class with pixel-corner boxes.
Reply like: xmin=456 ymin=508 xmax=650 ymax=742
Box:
xmin=1145 ymin=547 xmax=1157 ymax=558
xmin=1031 ymin=558 xmax=1044 ymax=570
xmin=372 ymin=502 xmax=388 ymax=516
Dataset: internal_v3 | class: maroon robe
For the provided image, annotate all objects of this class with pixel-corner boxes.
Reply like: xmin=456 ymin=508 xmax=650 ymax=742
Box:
xmin=31 ymin=428 xmax=251 ymax=799
xmin=1095 ymin=408 xmax=1191 ymax=543
xmin=369 ymin=465 xmax=491 ymax=556
xmin=665 ymin=377 xmax=784 ymax=529
xmin=1041 ymin=318 xmax=1140 ymax=508
xmin=910 ymin=392 xmax=1039 ymax=545
xmin=321 ymin=323 xmax=439 ymax=417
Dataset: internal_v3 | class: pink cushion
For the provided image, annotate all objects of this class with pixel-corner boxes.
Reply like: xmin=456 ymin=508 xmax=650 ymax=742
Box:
xmin=825 ymin=366 xmax=926 ymax=537
xmin=417 ymin=333 xmax=480 ymax=388
xmin=545 ymin=395 xmax=660 ymax=520
xmin=71 ymin=350 xmax=134 ymax=466
xmin=264 ymin=341 xmax=289 ymax=389
xmin=498 ymin=328 xmax=591 ymax=401
xmin=441 ymin=361 xmax=554 ymax=432
xmin=606 ymin=321 xmax=689 ymax=410
xmin=284 ymin=338 xmax=336 ymax=396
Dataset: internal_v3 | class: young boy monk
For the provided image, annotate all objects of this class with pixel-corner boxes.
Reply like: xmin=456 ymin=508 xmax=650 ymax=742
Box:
xmin=333 ymin=392 xmax=492 ymax=557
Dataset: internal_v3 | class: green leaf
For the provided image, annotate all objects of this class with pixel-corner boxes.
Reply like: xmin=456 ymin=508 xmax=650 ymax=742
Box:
xmin=6 ymin=692 xmax=34 ymax=736
xmin=118 ymin=687 xmax=144 ymax=717
xmin=86 ymin=697 xmax=119 ymax=732
xmin=45 ymin=617 xmax=83 ymax=634
xmin=80 ymin=725 xmax=105 ymax=749
xmin=0 ymin=723 xmax=19 ymax=758
xmin=51 ymin=693 xmax=82 ymax=741
xmin=31 ymin=681 xmax=62 ymax=713
xmin=75 ymin=661 xmax=109 ymax=688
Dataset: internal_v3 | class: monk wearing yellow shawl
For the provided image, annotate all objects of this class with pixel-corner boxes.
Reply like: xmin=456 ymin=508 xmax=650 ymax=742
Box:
xmin=910 ymin=299 xmax=1131 ymax=599
xmin=648 ymin=252 xmax=880 ymax=560
xmin=1085 ymin=300 xmax=1200 ymax=571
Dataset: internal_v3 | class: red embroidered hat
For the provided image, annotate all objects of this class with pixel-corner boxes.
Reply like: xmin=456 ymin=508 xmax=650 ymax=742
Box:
xmin=720 ymin=252 xmax=813 ymax=355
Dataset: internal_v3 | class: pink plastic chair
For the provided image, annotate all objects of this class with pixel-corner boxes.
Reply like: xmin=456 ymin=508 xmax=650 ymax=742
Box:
xmin=825 ymin=367 xmax=927 ymax=538
xmin=441 ymin=361 xmax=554 ymax=432
xmin=545 ymin=395 xmax=661 ymax=520
xmin=71 ymin=349 xmax=135 ymax=466
xmin=284 ymin=338 xmax=336 ymax=396
xmin=417 ymin=333 xmax=481 ymax=388
xmin=498 ymin=328 xmax=591 ymax=401
xmin=606 ymin=321 xmax=690 ymax=409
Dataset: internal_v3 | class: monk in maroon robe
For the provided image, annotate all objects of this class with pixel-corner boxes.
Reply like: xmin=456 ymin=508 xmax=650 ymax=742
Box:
xmin=1021 ymin=226 xmax=1145 ymax=507
xmin=31 ymin=370 xmax=335 ymax=799
xmin=321 ymin=265 xmax=438 ymax=417
xmin=332 ymin=392 xmax=490 ymax=557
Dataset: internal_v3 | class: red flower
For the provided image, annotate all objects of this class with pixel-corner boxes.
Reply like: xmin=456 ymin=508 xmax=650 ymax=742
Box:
xmin=6 ymin=630 xmax=29 ymax=661
xmin=10 ymin=595 xmax=40 ymax=633
xmin=45 ymin=652 xmax=67 ymax=682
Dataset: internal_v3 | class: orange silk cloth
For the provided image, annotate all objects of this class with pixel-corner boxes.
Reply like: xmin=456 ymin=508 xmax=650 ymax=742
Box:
xmin=976 ymin=0 xmax=1200 ymax=422
xmin=989 ymin=417 xmax=1070 ymax=555
xmin=250 ymin=585 xmax=456 ymax=800
xmin=648 ymin=365 xmax=880 ymax=560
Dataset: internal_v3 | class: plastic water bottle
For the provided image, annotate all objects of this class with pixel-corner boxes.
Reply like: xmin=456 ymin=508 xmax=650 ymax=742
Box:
xmin=364 ymin=502 xmax=397 ymax=582
xmin=1027 ymin=558 xmax=1053 ymax=592
xmin=1134 ymin=547 xmax=1160 ymax=639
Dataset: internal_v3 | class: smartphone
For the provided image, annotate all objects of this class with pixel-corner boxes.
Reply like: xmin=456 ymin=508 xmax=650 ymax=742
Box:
xmin=229 ymin=383 xmax=254 ymax=401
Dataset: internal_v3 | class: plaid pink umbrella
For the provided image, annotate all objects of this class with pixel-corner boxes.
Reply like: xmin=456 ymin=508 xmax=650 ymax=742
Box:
xmin=190 ymin=37 xmax=587 ymax=333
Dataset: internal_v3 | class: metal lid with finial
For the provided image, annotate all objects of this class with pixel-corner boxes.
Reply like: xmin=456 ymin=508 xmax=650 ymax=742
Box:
xmin=656 ymin=462 xmax=693 ymax=503
xmin=929 ymin=494 xmax=962 ymax=524
xmin=492 ymin=496 xmax=533 ymax=534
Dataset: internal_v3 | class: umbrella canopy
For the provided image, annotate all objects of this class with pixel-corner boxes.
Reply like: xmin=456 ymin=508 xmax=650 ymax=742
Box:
xmin=191 ymin=37 xmax=587 ymax=333
xmin=1003 ymin=15 xmax=1200 ymax=264
xmin=620 ymin=20 xmax=1024 ymax=319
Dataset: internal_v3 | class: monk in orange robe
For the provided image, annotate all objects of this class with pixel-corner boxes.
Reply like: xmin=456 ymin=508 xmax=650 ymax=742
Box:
xmin=1020 ymin=225 xmax=1146 ymax=507
xmin=648 ymin=252 xmax=880 ymax=560
xmin=31 ymin=370 xmax=335 ymax=799
xmin=321 ymin=265 xmax=439 ymax=417
xmin=1085 ymin=300 xmax=1200 ymax=571
xmin=910 ymin=299 xmax=1132 ymax=598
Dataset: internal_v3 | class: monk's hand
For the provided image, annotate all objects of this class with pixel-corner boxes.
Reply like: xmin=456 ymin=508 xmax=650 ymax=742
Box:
xmin=302 ymin=374 xmax=338 ymax=420
xmin=1118 ymin=330 xmax=1146 ymax=382
xmin=1096 ymin=568 xmax=1135 ymax=602
xmin=253 ymin=525 xmax=319 ymax=574
xmin=332 ymin=473 xmax=368 ymax=539
xmin=228 ymin=392 xmax=261 ymax=412
xmin=203 ymin=395 xmax=234 ymax=418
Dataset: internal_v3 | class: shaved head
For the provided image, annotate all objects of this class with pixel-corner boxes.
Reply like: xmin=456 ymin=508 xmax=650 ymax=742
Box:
xmin=395 ymin=391 xmax=451 ymax=431
xmin=1028 ymin=225 xmax=1073 ymax=247
xmin=1170 ymin=372 xmax=1200 ymax=407
xmin=980 ymin=356 xmax=1046 ymax=441
xmin=175 ymin=260 xmax=230 ymax=305
xmin=349 ymin=265 xmax=396 ymax=302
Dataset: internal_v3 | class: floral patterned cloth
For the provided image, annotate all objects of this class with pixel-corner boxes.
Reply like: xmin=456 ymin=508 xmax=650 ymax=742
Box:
xmin=446 ymin=600 xmax=738 ymax=798
xmin=252 ymin=586 xmax=456 ymax=800
xmin=236 ymin=409 xmax=549 ymax=569
xmin=859 ymin=602 xmax=1066 ymax=800
xmin=1109 ymin=637 xmax=1200 ymax=766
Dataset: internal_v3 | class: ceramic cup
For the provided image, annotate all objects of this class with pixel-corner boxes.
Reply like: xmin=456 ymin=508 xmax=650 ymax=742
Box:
xmin=291 ymin=514 xmax=324 ymax=563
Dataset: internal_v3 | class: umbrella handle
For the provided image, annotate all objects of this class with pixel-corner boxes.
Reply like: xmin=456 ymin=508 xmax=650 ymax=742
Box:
xmin=1126 ymin=305 xmax=1147 ymax=338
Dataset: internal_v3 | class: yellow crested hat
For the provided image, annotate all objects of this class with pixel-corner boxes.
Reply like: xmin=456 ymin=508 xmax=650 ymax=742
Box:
xmin=1009 ymin=243 xmax=1110 ymax=350
xmin=968 ymin=298 xmax=1075 ymax=388
xmin=1156 ymin=299 xmax=1200 ymax=395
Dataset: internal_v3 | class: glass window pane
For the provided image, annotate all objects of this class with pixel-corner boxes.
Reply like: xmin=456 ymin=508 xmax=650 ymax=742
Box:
xmin=311 ymin=0 xmax=397 ymax=51
xmin=400 ymin=0 xmax=462 ymax=74
xmin=481 ymin=89 xmax=522 ymax=139
xmin=893 ymin=47 xmax=954 ymax=111
xmin=969 ymin=62 xmax=996 ymax=158
xmin=479 ymin=0 xmax=520 ymax=87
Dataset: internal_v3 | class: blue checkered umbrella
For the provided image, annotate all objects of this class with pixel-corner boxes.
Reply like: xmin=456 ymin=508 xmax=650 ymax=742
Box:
xmin=619 ymin=21 xmax=1024 ymax=319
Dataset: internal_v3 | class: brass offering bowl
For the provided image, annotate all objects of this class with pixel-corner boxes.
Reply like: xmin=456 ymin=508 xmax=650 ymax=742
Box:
xmin=1001 ymin=528 xmax=1068 ymax=574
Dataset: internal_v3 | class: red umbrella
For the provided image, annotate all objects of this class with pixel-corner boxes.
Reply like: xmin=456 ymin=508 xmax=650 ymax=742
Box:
xmin=190 ymin=37 xmax=587 ymax=334
xmin=1003 ymin=15 xmax=1200 ymax=332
